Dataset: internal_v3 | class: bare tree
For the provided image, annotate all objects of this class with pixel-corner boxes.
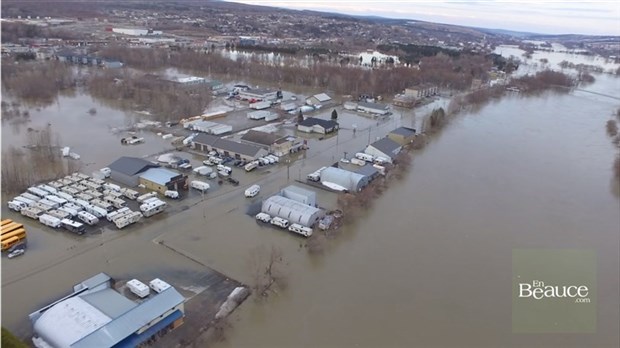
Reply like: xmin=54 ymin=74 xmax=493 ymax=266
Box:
xmin=247 ymin=245 xmax=287 ymax=298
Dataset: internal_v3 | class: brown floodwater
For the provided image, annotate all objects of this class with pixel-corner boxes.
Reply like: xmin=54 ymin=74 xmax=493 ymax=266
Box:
xmin=2 ymin=68 xmax=619 ymax=348
xmin=205 ymin=75 xmax=620 ymax=348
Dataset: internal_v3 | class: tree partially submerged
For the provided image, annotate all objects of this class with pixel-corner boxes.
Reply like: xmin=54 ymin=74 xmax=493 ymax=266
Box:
xmin=247 ymin=245 xmax=287 ymax=298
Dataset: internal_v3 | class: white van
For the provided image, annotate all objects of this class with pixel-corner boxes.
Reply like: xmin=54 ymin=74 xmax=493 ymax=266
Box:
xmin=63 ymin=203 xmax=83 ymax=212
xmin=100 ymin=167 xmax=112 ymax=178
xmin=20 ymin=192 xmax=41 ymax=202
xmin=266 ymin=155 xmax=280 ymax=163
xmin=255 ymin=212 xmax=272 ymax=223
xmin=127 ymin=279 xmax=150 ymax=298
xmin=45 ymin=195 xmax=68 ymax=206
xmin=13 ymin=196 xmax=35 ymax=207
xmin=58 ymin=206 xmax=79 ymax=217
xmin=245 ymin=161 xmax=258 ymax=172
xmin=288 ymin=223 xmax=313 ymax=237
xmin=27 ymin=187 xmax=49 ymax=198
xmin=48 ymin=209 xmax=71 ymax=221
xmin=8 ymin=200 xmax=27 ymax=212
xmin=91 ymin=199 xmax=114 ymax=212
xmin=216 ymin=164 xmax=232 ymax=174
xmin=244 ymin=185 xmax=261 ymax=198
xmin=149 ymin=278 xmax=171 ymax=293
xmin=38 ymin=184 xmax=58 ymax=195
xmin=38 ymin=198 xmax=61 ymax=209
xmin=21 ymin=206 xmax=44 ymax=220
xmin=77 ymin=211 xmax=99 ymax=225
xmin=61 ymin=219 xmax=86 ymax=235
xmin=137 ymin=192 xmax=158 ymax=203
xmin=190 ymin=180 xmax=210 ymax=193
xmin=39 ymin=214 xmax=62 ymax=228
xmin=114 ymin=211 xmax=142 ymax=229
xmin=102 ymin=183 xmax=122 ymax=192
xmin=107 ymin=207 xmax=131 ymax=222
xmin=164 ymin=190 xmax=179 ymax=199
xmin=140 ymin=200 xmax=167 ymax=218
xmin=85 ymin=204 xmax=107 ymax=219
xmin=121 ymin=188 xmax=140 ymax=200
xmin=270 ymin=217 xmax=290 ymax=228
xmin=55 ymin=192 xmax=75 ymax=202
xmin=355 ymin=152 xmax=375 ymax=162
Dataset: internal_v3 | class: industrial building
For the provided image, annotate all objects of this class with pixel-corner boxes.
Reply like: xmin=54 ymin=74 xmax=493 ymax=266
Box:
xmin=297 ymin=118 xmax=339 ymax=134
xmin=238 ymin=88 xmax=278 ymax=101
xmin=364 ymin=137 xmax=402 ymax=163
xmin=184 ymin=119 xmax=233 ymax=135
xmin=240 ymin=130 xmax=283 ymax=150
xmin=262 ymin=196 xmax=324 ymax=227
xmin=392 ymin=95 xmax=416 ymax=108
xmin=357 ymin=101 xmax=390 ymax=115
xmin=193 ymin=133 xmax=268 ymax=161
xmin=320 ymin=167 xmax=370 ymax=192
xmin=280 ymin=185 xmax=317 ymax=206
xmin=404 ymin=85 xmax=438 ymax=98
xmin=139 ymin=168 xmax=187 ymax=194
xmin=108 ymin=157 xmax=160 ymax=187
xmin=29 ymin=273 xmax=185 ymax=348
xmin=387 ymin=127 xmax=417 ymax=145
xmin=305 ymin=93 xmax=332 ymax=106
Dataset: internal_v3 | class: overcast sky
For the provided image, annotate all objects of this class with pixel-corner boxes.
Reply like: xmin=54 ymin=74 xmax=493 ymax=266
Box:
xmin=228 ymin=0 xmax=620 ymax=36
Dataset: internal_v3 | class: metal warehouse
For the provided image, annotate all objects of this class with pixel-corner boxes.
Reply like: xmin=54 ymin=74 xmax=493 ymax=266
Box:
xmin=262 ymin=196 xmax=324 ymax=227
xmin=280 ymin=185 xmax=317 ymax=207
xmin=108 ymin=157 xmax=160 ymax=187
xmin=320 ymin=167 xmax=369 ymax=192
xmin=29 ymin=273 xmax=185 ymax=348
xmin=139 ymin=168 xmax=186 ymax=194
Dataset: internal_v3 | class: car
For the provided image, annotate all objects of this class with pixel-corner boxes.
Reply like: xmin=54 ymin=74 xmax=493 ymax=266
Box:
xmin=227 ymin=177 xmax=240 ymax=186
xmin=340 ymin=158 xmax=350 ymax=164
xmin=8 ymin=248 xmax=25 ymax=259
xmin=233 ymin=160 xmax=242 ymax=166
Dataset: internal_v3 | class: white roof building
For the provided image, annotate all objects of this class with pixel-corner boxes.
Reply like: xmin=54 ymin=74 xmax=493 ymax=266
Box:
xmin=262 ymin=196 xmax=324 ymax=227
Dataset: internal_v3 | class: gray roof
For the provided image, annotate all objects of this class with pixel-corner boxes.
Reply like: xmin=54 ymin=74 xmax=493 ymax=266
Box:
xmin=80 ymin=288 xmax=137 ymax=319
xmin=108 ymin=157 xmax=159 ymax=176
xmin=368 ymin=137 xmax=401 ymax=159
xmin=298 ymin=117 xmax=339 ymax=129
xmin=241 ymin=130 xmax=282 ymax=146
xmin=358 ymin=101 xmax=389 ymax=110
xmin=193 ymin=133 xmax=219 ymax=146
xmin=356 ymin=164 xmax=380 ymax=177
xmin=193 ymin=134 xmax=265 ymax=157
xmin=73 ymin=287 xmax=185 ymax=348
xmin=140 ymin=168 xmax=181 ymax=186
xmin=390 ymin=127 xmax=416 ymax=137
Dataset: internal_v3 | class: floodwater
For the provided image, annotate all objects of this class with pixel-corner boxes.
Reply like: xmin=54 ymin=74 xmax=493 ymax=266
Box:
xmin=1 ymin=93 xmax=175 ymax=171
xmin=206 ymin=77 xmax=619 ymax=346
xmin=1 ymin=54 xmax=619 ymax=348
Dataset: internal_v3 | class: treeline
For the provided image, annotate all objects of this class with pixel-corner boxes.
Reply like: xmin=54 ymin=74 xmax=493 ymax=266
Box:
xmin=377 ymin=43 xmax=460 ymax=65
xmin=99 ymin=46 xmax=494 ymax=96
xmin=1 ymin=60 xmax=76 ymax=105
xmin=511 ymin=70 xmax=575 ymax=93
xmin=87 ymin=69 xmax=212 ymax=121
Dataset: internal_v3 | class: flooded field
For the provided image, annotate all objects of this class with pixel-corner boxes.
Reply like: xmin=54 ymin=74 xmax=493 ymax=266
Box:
xmin=2 ymin=60 xmax=618 ymax=348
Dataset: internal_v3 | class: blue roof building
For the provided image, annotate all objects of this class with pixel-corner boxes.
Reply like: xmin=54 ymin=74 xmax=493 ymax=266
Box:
xmin=30 ymin=273 xmax=185 ymax=348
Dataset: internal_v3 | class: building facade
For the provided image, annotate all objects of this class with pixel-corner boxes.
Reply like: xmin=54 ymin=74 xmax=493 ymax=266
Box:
xmin=139 ymin=168 xmax=187 ymax=193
